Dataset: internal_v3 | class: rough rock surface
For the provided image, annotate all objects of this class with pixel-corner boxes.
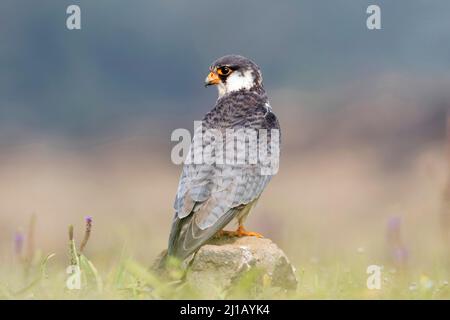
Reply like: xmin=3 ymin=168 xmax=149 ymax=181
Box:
xmin=184 ymin=236 xmax=297 ymax=295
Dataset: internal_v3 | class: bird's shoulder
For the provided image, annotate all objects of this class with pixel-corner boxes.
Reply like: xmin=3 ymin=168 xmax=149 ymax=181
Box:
xmin=202 ymin=91 xmax=279 ymax=130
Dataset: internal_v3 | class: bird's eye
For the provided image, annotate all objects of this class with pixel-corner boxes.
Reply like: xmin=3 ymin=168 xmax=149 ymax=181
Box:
xmin=217 ymin=66 xmax=232 ymax=76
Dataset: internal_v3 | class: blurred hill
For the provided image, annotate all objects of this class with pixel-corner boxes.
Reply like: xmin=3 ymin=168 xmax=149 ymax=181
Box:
xmin=1 ymin=0 xmax=450 ymax=142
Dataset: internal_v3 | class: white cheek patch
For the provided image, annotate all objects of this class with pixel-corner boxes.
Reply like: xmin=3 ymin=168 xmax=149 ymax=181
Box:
xmin=217 ymin=82 xmax=227 ymax=98
xmin=217 ymin=70 xmax=255 ymax=98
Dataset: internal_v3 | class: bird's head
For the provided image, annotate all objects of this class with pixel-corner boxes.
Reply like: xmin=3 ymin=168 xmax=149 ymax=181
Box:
xmin=205 ymin=55 xmax=263 ymax=98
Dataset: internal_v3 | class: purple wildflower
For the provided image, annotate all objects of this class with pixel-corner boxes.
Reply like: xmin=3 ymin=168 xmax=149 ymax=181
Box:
xmin=386 ymin=216 xmax=409 ymax=267
xmin=80 ymin=215 xmax=93 ymax=253
xmin=14 ymin=230 xmax=25 ymax=256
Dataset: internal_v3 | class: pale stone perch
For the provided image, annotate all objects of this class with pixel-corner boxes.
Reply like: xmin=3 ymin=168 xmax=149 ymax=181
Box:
xmin=155 ymin=236 xmax=297 ymax=296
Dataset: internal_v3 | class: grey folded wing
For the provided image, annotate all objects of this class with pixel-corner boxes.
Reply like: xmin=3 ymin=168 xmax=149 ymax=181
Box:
xmin=167 ymin=159 xmax=272 ymax=260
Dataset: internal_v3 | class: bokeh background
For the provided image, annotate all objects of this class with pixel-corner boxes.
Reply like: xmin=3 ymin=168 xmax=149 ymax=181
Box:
xmin=1 ymin=0 xmax=449 ymax=289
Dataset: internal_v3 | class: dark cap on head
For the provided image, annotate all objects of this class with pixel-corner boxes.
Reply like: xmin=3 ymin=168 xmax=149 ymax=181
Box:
xmin=210 ymin=54 xmax=263 ymax=85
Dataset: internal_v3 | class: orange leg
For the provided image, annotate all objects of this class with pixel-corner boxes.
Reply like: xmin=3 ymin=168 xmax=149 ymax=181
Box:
xmin=236 ymin=225 xmax=264 ymax=238
xmin=217 ymin=225 xmax=263 ymax=238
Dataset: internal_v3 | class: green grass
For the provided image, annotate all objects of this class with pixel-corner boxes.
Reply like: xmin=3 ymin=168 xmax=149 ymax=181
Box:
xmin=1 ymin=216 xmax=448 ymax=299
xmin=0 ymin=246 xmax=448 ymax=299
xmin=1 ymin=256 xmax=448 ymax=299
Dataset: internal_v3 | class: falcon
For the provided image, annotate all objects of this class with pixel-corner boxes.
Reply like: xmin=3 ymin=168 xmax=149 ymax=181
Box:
xmin=167 ymin=55 xmax=280 ymax=261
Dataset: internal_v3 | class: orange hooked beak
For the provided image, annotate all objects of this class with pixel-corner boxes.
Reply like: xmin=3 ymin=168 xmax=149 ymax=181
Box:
xmin=205 ymin=71 xmax=221 ymax=87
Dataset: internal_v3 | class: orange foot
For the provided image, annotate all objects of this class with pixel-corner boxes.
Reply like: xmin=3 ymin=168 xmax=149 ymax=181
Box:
xmin=217 ymin=225 xmax=264 ymax=238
